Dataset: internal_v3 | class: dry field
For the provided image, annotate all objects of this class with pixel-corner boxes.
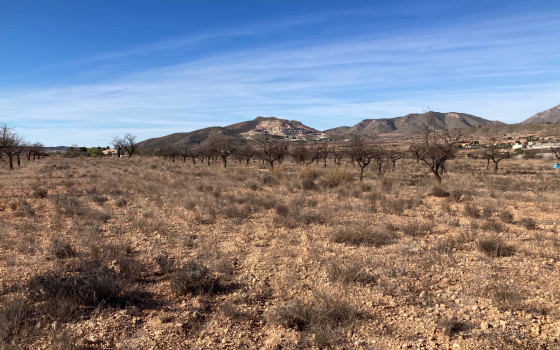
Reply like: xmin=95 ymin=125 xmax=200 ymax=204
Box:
xmin=1 ymin=155 xmax=560 ymax=349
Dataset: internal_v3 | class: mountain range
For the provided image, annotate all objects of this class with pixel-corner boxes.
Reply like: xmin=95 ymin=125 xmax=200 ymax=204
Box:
xmin=138 ymin=105 xmax=558 ymax=149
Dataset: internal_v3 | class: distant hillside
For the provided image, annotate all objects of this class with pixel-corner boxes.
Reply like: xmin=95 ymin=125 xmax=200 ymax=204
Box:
xmin=138 ymin=116 xmax=323 ymax=149
xmin=325 ymin=111 xmax=502 ymax=137
xmin=522 ymin=104 xmax=560 ymax=124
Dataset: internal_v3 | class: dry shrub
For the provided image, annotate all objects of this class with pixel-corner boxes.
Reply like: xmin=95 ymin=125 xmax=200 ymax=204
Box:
xmin=478 ymin=236 xmax=515 ymax=258
xmin=221 ymin=203 xmax=252 ymax=224
xmin=481 ymin=203 xmax=495 ymax=219
xmin=448 ymin=188 xmax=468 ymax=202
xmin=481 ymin=219 xmax=504 ymax=233
xmin=51 ymin=195 xmax=82 ymax=216
xmin=401 ymin=220 xmax=433 ymax=237
xmin=488 ymin=279 xmax=525 ymax=311
xmin=464 ymin=203 xmax=481 ymax=218
xmin=115 ymin=196 xmax=128 ymax=207
xmin=430 ymin=185 xmax=450 ymax=198
xmin=33 ymin=187 xmax=48 ymax=198
xmin=15 ymin=200 xmax=35 ymax=217
xmin=439 ymin=317 xmax=469 ymax=337
xmin=170 ymin=261 xmax=218 ymax=296
xmin=155 ymin=253 xmax=174 ymax=275
xmin=331 ymin=225 xmax=395 ymax=247
xmin=0 ymin=297 xmax=32 ymax=344
xmin=46 ymin=237 xmax=76 ymax=259
xmin=28 ymin=260 xmax=141 ymax=321
xmin=500 ymin=210 xmax=514 ymax=224
xmin=272 ymin=292 xmax=356 ymax=347
xmin=261 ymin=174 xmax=278 ymax=186
xmin=519 ymin=217 xmax=536 ymax=230
xmin=116 ymin=256 xmax=143 ymax=282
xmin=326 ymin=259 xmax=377 ymax=285
xmin=322 ymin=167 xmax=354 ymax=188
xmin=383 ymin=197 xmax=421 ymax=215
xmin=298 ymin=166 xmax=321 ymax=190
xmin=273 ymin=204 xmax=326 ymax=228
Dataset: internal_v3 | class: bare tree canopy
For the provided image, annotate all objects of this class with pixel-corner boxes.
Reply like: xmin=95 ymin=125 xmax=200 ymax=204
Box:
xmin=124 ymin=133 xmax=137 ymax=157
xmin=347 ymin=136 xmax=376 ymax=181
xmin=112 ymin=136 xmax=126 ymax=157
xmin=0 ymin=124 xmax=24 ymax=170
xmin=410 ymin=125 xmax=463 ymax=183
xmin=255 ymin=136 xmax=288 ymax=169
xmin=203 ymin=133 xmax=235 ymax=168
xmin=480 ymin=142 xmax=511 ymax=173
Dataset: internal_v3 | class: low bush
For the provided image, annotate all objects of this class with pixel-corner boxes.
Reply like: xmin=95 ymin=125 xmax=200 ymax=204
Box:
xmin=500 ymin=211 xmax=514 ymax=224
xmin=272 ymin=292 xmax=356 ymax=347
xmin=331 ymin=225 xmax=395 ymax=247
xmin=322 ymin=167 xmax=354 ymax=188
xmin=155 ymin=253 xmax=174 ymax=275
xmin=170 ymin=261 xmax=217 ymax=296
xmin=430 ymin=185 xmax=450 ymax=198
xmin=401 ymin=221 xmax=433 ymax=237
xmin=0 ymin=297 xmax=32 ymax=344
xmin=481 ymin=219 xmax=504 ymax=233
xmin=519 ymin=217 xmax=536 ymax=230
xmin=326 ymin=260 xmax=377 ymax=285
xmin=46 ymin=237 xmax=76 ymax=259
xmin=464 ymin=203 xmax=481 ymax=218
xmin=478 ymin=236 xmax=515 ymax=258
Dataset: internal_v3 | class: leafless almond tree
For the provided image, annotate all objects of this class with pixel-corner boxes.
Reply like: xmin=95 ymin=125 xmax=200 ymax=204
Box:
xmin=0 ymin=124 xmax=23 ymax=170
xmin=480 ymin=143 xmax=511 ymax=173
xmin=256 ymin=136 xmax=288 ymax=169
xmin=410 ymin=125 xmax=463 ymax=183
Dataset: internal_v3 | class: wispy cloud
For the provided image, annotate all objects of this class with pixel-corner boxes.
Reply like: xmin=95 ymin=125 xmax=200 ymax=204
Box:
xmin=2 ymin=7 xmax=560 ymax=146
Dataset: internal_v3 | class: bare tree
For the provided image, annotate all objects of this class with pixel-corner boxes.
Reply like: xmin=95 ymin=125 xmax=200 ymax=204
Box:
xmin=316 ymin=142 xmax=330 ymax=167
xmin=410 ymin=125 xmax=462 ymax=183
xmin=330 ymin=146 xmax=345 ymax=166
xmin=204 ymin=133 xmax=235 ymax=168
xmin=0 ymin=124 xmax=22 ymax=170
xmin=347 ymin=136 xmax=375 ymax=181
xmin=124 ymin=133 xmax=137 ymax=157
xmin=14 ymin=141 xmax=27 ymax=167
xmin=290 ymin=142 xmax=309 ymax=164
xmin=112 ymin=136 xmax=126 ymax=157
xmin=235 ymin=142 xmax=257 ymax=165
xmin=256 ymin=136 xmax=288 ymax=169
xmin=480 ymin=143 xmax=511 ymax=173
xmin=385 ymin=148 xmax=405 ymax=171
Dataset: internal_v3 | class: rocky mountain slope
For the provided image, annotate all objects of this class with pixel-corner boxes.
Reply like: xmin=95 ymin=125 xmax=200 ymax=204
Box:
xmin=138 ymin=112 xmax=501 ymax=149
xmin=522 ymin=104 xmax=560 ymax=124
xmin=138 ymin=117 xmax=323 ymax=149
xmin=324 ymin=111 xmax=502 ymax=137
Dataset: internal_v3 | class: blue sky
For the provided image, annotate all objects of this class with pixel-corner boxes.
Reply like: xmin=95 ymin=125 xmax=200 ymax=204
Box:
xmin=1 ymin=0 xmax=559 ymax=146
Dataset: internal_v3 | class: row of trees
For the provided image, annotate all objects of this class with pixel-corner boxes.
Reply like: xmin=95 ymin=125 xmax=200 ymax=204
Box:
xmin=0 ymin=124 xmax=44 ymax=170
xmin=156 ymin=128 xmax=520 ymax=183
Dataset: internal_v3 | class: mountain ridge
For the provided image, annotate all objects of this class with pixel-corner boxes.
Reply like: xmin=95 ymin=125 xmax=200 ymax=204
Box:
xmin=138 ymin=112 xmax=502 ymax=149
xmin=522 ymin=104 xmax=560 ymax=124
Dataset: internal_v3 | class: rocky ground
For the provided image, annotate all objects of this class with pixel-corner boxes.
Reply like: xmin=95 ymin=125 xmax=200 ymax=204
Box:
xmin=1 ymin=155 xmax=559 ymax=349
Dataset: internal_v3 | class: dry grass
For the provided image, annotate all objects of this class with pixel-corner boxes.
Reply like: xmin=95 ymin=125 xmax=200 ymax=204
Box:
xmin=0 ymin=155 xmax=559 ymax=349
